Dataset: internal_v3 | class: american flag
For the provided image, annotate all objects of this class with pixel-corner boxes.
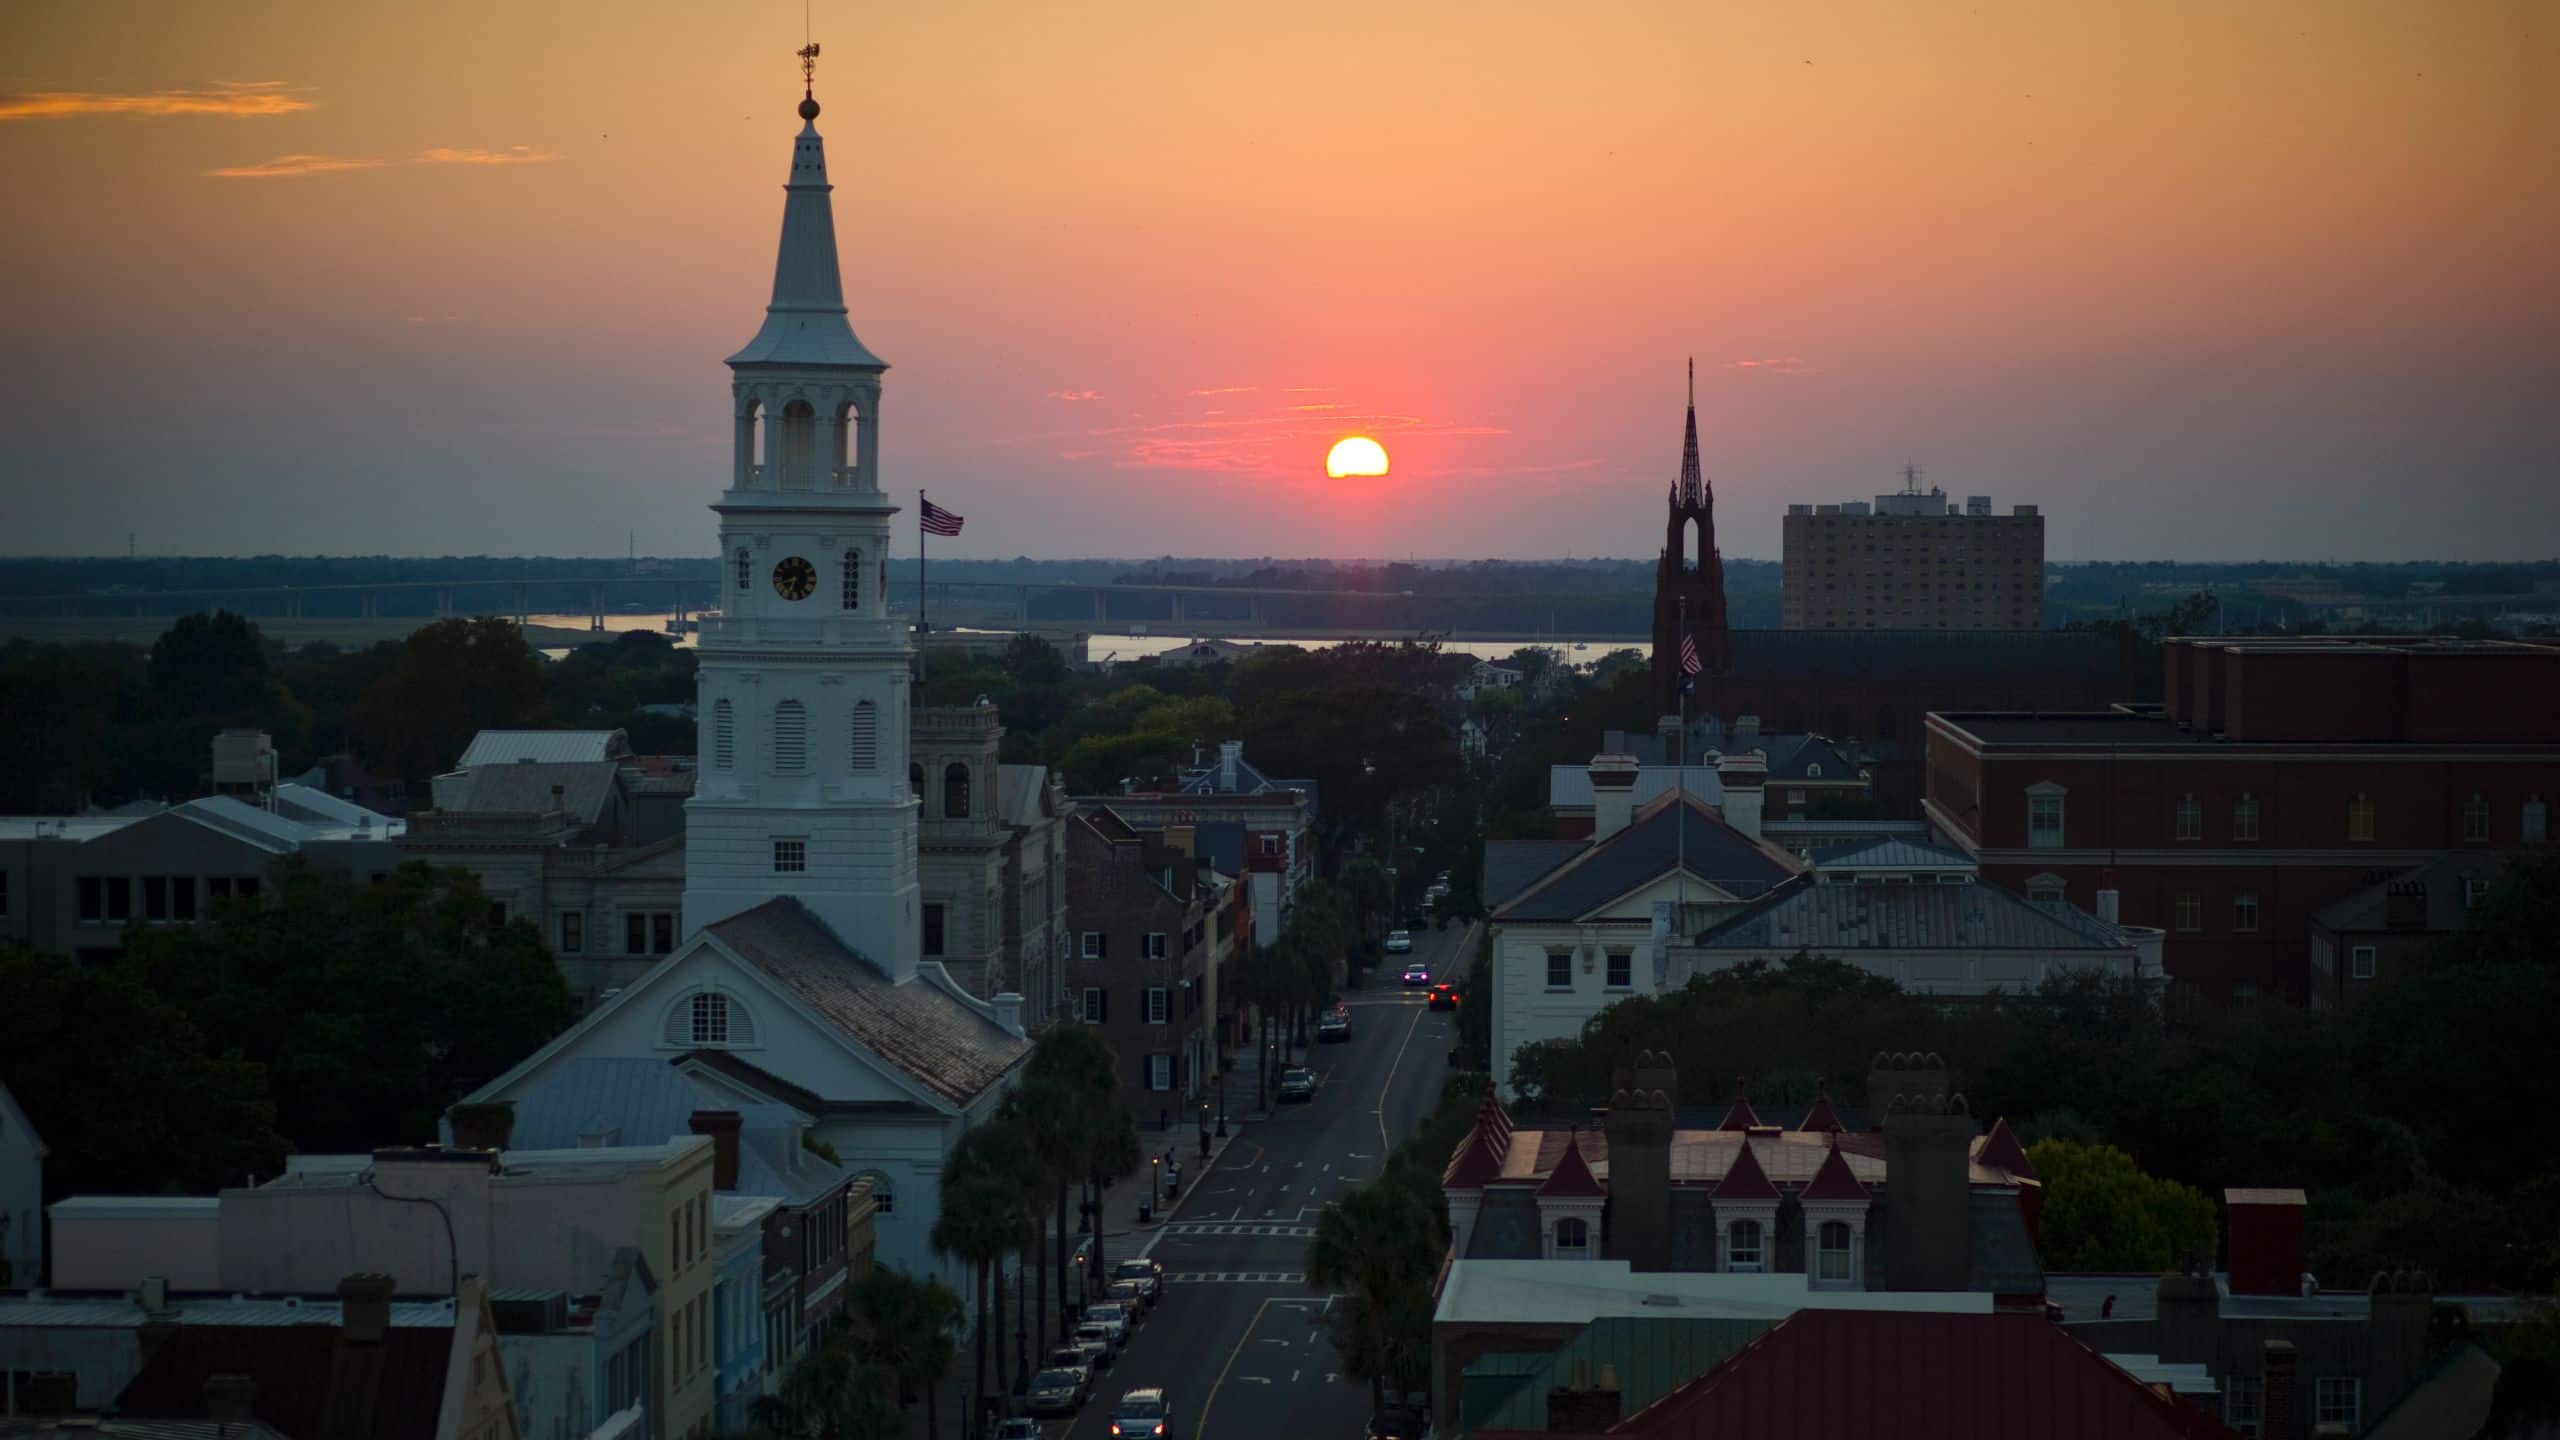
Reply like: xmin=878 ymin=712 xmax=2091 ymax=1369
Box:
xmin=1679 ymin=633 xmax=1703 ymax=675
xmin=920 ymin=497 xmax=965 ymax=537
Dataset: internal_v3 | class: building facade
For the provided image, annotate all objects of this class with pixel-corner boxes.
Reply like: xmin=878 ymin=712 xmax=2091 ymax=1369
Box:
xmin=1065 ymin=809 xmax=1219 ymax=1122
xmin=911 ymin=702 xmax=1071 ymax=1028
xmin=1925 ymin=636 xmax=2560 ymax=1004
xmin=1781 ymin=476 xmax=2045 ymax=631
xmin=0 ymin=1081 xmax=44 ymax=1290
xmin=1651 ymin=372 xmax=1732 ymax=719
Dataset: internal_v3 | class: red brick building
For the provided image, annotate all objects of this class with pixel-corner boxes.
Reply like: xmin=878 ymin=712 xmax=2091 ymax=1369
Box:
xmin=1925 ymin=637 xmax=2560 ymax=1005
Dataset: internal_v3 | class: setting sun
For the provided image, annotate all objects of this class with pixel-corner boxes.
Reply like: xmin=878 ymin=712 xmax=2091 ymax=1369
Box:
xmin=1325 ymin=436 xmax=1389 ymax=478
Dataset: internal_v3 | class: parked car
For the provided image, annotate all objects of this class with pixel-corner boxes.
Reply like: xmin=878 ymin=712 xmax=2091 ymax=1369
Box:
xmin=1277 ymin=1066 xmax=1318 ymax=1103
xmin=1059 ymin=1333 xmax=1111 ymax=1372
xmin=1106 ymin=1277 xmax=1153 ymax=1314
xmin=1427 ymin=983 xmax=1459 ymax=1011
xmin=998 ymin=1419 xmax=1047 ymax=1440
xmin=1046 ymin=1346 xmax=1096 ymax=1394
xmin=1086 ymin=1301 xmax=1135 ymax=1344
xmin=1401 ymin=965 xmax=1430 ymax=986
xmin=1318 ymin=1010 xmax=1352 ymax=1042
xmin=1026 ymin=1367 xmax=1087 ymax=1416
xmin=1110 ymin=1387 xmax=1173 ymax=1439
xmin=1112 ymin=1257 xmax=1163 ymax=1303
xmin=1074 ymin=1321 xmax=1121 ymax=1366
xmin=1384 ymin=930 xmax=1413 ymax=954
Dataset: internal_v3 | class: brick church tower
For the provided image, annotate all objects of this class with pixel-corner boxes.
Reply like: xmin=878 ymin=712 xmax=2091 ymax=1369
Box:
xmin=1652 ymin=362 xmax=1731 ymax=716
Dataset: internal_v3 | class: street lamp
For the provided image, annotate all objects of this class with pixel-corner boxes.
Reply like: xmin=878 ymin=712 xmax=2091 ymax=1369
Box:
xmin=1198 ymin=1102 xmax=1211 ymax=1161
xmin=1151 ymin=1154 xmax=1163 ymax=1209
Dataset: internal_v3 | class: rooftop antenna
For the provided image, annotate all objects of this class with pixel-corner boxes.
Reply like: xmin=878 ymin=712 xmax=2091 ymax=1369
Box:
xmin=1901 ymin=462 xmax=1924 ymax=494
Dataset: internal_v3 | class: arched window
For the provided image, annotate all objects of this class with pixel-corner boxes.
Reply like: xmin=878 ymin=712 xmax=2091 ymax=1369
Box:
xmin=2232 ymin=792 xmax=2260 ymax=841
xmin=1553 ymin=1217 xmax=1590 ymax=1256
xmin=712 ymin=699 xmax=736 ymax=769
xmin=842 ymin=550 xmax=861 ymax=611
xmin=663 ymin=989 xmax=757 ymax=1048
xmin=1683 ymin=517 xmax=1702 ymax=569
xmin=772 ymin=700 xmax=808 ymax=773
xmin=2175 ymin=793 xmax=2202 ymax=840
xmin=852 ymin=1168 xmax=894 ymax=1216
xmin=849 ymin=700 xmax=879 ymax=772
xmin=2462 ymin=792 xmax=2489 ymax=843
xmin=1816 ymin=1221 xmax=1854 ymax=1283
xmin=778 ymin=399 xmax=816 ymax=486
xmin=735 ymin=548 xmax=752 ymax=592
xmin=909 ymin=762 xmax=923 ymax=799
xmin=944 ymin=761 xmax=971 ymax=819
xmin=1726 ymin=1219 xmax=1764 ymax=1272
xmin=1806 ymin=763 xmax=1823 ymax=779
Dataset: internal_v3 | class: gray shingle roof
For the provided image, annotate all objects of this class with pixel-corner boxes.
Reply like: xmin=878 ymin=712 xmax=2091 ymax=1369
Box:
xmin=1809 ymin=837 xmax=1977 ymax=871
xmin=1483 ymin=839 xmax=1584 ymax=910
xmin=430 ymin=760 xmax=619 ymax=823
xmin=1690 ymin=877 xmax=2133 ymax=951
xmin=707 ymin=898 xmax=1028 ymax=1109
xmin=1492 ymin=794 xmax=1796 ymax=922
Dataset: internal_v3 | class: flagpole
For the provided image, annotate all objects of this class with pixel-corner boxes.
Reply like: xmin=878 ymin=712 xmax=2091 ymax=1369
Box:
xmin=917 ymin=487 xmax=929 ymax=637
xmin=1677 ymin=594 xmax=1688 ymax=918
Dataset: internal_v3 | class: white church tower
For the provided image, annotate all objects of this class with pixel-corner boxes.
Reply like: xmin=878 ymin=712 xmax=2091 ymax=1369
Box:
xmin=683 ymin=62 xmax=920 ymax=980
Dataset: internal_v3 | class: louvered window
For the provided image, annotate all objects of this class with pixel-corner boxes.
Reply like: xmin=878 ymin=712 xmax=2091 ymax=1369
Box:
xmin=849 ymin=700 xmax=879 ymax=771
xmin=842 ymin=550 xmax=861 ymax=610
xmin=772 ymin=700 xmax=807 ymax=773
xmin=712 ymin=700 xmax=735 ymax=769
xmin=944 ymin=761 xmax=971 ymax=818
xmin=735 ymin=548 xmax=751 ymax=592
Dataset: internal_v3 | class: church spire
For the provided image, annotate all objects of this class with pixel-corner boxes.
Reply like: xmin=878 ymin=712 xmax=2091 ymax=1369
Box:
xmin=1677 ymin=356 xmax=1706 ymax=507
xmin=727 ymin=47 xmax=885 ymax=370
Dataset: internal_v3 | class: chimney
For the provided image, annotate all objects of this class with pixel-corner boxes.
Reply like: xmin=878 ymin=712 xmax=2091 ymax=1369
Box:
xmin=2224 ymin=1188 xmax=2306 ymax=1296
xmin=2262 ymin=1339 xmax=2298 ymax=1440
xmin=337 ymin=1273 xmax=396 ymax=1344
xmin=690 ymin=1110 xmax=744 ymax=1190
xmin=141 ymin=1274 xmax=171 ymax=1315
xmin=2095 ymin=889 xmax=2120 ymax=924
xmin=1219 ymin=740 xmax=1242 ymax=791
xmin=448 ymin=1101 xmax=516 ymax=1154
xmin=1545 ymin=1361 xmax=1624 ymax=1433
xmin=1871 ymin=1051 xmax=1971 ymax=1291
xmin=1600 ymin=1051 xmax=1677 ymax=1271
xmin=1588 ymin=754 xmax=1641 ymax=841
xmin=1656 ymin=714 xmax=1684 ymax=767
xmin=1715 ymin=751 xmax=1767 ymax=841
xmin=993 ymin=991 xmax=1026 ymax=1038
xmin=203 ymin=1374 xmax=257 ymax=1422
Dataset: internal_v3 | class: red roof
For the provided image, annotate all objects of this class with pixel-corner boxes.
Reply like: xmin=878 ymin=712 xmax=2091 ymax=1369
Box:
xmin=1796 ymin=1092 xmax=1844 ymax=1134
xmin=1716 ymin=1080 xmax=1761 ymax=1132
xmin=1709 ymin=1140 xmax=1781 ymax=1201
xmin=1975 ymin=1117 xmax=2037 ymax=1180
xmin=1540 ymin=1130 xmax=1607 ymax=1198
xmin=1798 ymin=1140 xmax=1871 ymax=1203
xmin=116 ymin=1325 xmax=454 ymax=1440
xmin=1443 ymin=1092 xmax=1517 ymax=1190
xmin=1479 ymin=1310 xmax=2239 ymax=1439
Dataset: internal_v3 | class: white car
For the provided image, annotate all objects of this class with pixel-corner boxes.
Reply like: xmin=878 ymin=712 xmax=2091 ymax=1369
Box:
xmin=1385 ymin=930 xmax=1413 ymax=954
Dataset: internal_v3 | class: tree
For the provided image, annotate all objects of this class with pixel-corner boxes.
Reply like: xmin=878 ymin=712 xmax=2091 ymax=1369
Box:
xmin=147 ymin=610 xmax=272 ymax=719
xmin=0 ymin=947 xmax=286 ymax=1209
xmin=350 ymin=616 xmax=549 ymax=782
xmin=2026 ymin=1138 xmax=2218 ymax=1273
xmin=840 ymin=1265 xmax=962 ymax=1440
xmin=932 ymin=1122 xmax=1037 ymax=1440
xmin=747 ymin=1322 xmax=903 ymax=1440
xmin=117 ymin=859 xmax=572 ymax=1152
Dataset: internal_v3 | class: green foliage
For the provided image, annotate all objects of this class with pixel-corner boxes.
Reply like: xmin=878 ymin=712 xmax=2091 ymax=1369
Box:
xmin=352 ymin=616 xmax=550 ymax=783
xmin=0 ymin=946 xmax=287 ymax=1199
xmin=117 ymin=858 xmax=572 ymax=1152
xmin=2026 ymin=1138 xmax=2218 ymax=1272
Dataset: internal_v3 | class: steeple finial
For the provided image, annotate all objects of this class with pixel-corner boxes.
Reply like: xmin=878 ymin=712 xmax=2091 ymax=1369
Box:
xmin=1687 ymin=356 xmax=1695 ymax=408
xmin=797 ymin=41 xmax=822 ymax=120
xmin=1677 ymin=359 xmax=1705 ymax=507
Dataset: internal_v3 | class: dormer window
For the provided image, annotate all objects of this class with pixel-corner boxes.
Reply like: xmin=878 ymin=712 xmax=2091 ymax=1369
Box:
xmin=1725 ymin=1218 xmax=1764 ymax=1273
xmin=665 ymin=989 xmax=756 ymax=1049
xmin=1817 ymin=1221 xmax=1854 ymax=1282
xmin=1553 ymin=1217 xmax=1590 ymax=1256
xmin=691 ymin=991 xmax=730 ymax=1044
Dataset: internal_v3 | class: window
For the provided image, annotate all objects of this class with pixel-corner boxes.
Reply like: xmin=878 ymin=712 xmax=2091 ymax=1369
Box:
xmin=923 ymin=903 xmax=946 ymax=957
xmin=0 ymin=868 xmax=9 ymax=917
xmin=909 ymin=762 xmax=923 ymax=798
xmin=2526 ymin=795 xmax=2548 ymax=843
xmin=653 ymin=912 xmax=676 ymax=954
xmin=2234 ymin=892 xmax=2260 ymax=932
xmin=2174 ymin=793 xmax=2201 ymax=841
xmin=2350 ymin=945 xmax=2376 ymax=980
xmin=944 ymin=762 xmax=971 ymax=818
xmin=2462 ymin=792 xmax=2489 ymax=842
xmin=772 ymin=700 xmax=808 ymax=773
xmin=848 ymin=700 xmax=878 ymax=772
xmin=2463 ymin=876 xmax=2488 ymax=909
xmin=773 ymin=837 xmax=806 ymax=873
xmin=2315 ymin=1377 xmax=2359 ymax=1430
xmin=735 ymin=548 xmax=751 ymax=591
xmin=2027 ymin=872 xmax=2065 ymax=906
xmin=1816 ymin=1221 xmax=1854 ymax=1283
xmin=2225 ymin=1375 xmax=2262 ymax=1436
xmin=1553 ymin=1217 xmax=1590 ymax=1255
xmin=1726 ymin=1219 xmax=1764 ymax=1272
xmin=1081 ymin=930 xmax=1102 ymax=959
xmin=2232 ymin=792 xmax=2259 ymax=841
xmin=208 ymin=876 xmax=233 ymax=901
xmin=1146 ymin=1055 xmax=1172 ymax=1091
xmin=560 ymin=911 xmax=584 ymax=953
xmin=1145 ymin=931 xmax=1167 ymax=960
xmin=171 ymin=876 xmax=196 ymax=921
xmin=142 ymin=875 xmax=168 ymax=921
xmin=105 ymin=877 xmax=131 ymax=921
xmin=1605 ymin=950 xmax=1632 ymax=989
xmin=1083 ymin=987 xmax=1105 ymax=1023
xmin=628 ymin=913 xmax=648 ymax=955
xmin=711 ymin=699 xmax=735 ymax=769
xmin=2348 ymin=793 xmax=2375 ymax=842
xmin=2174 ymin=893 xmax=2202 ymax=932
xmin=78 ymin=876 xmax=101 ymax=922
xmin=1145 ymin=987 xmax=1168 ymax=1024
xmin=841 ymin=549 xmax=861 ymax=610
xmin=1546 ymin=950 xmax=1573 ymax=989
xmin=691 ymin=992 xmax=730 ymax=1045
xmin=2026 ymin=788 xmax=2065 ymax=848
xmin=1259 ymin=834 xmax=1280 ymax=858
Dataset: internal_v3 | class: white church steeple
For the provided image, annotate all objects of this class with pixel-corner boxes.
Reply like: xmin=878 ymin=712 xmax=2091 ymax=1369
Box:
xmin=684 ymin=56 xmax=921 ymax=980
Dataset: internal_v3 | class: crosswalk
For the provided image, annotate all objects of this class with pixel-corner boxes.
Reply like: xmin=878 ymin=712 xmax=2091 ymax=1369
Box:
xmin=1162 ymin=1221 xmax=1317 ymax=1238
xmin=1161 ymin=1270 xmax=1309 ymax=1285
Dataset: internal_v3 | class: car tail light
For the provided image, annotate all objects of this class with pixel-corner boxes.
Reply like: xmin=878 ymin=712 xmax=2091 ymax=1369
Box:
xmin=1155 ymin=1426 xmax=1166 ymax=1436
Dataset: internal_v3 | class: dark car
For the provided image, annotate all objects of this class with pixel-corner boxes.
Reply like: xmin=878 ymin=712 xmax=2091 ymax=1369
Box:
xmin=1110 ymin=1387 xmax=1173 ymax=1440
xmin=1427 ymin=983 xmax=1458 ymax=1011
xmin=1276 ymin=1066 xmax=1317 ymax=1103
xmin=1318 ymin=1010 xmax=1352 ymax=1042
xmin=1027 ymin=1365 xmax=1088 ymax=1416
xmin=1401 ymin=965 xmax=1431 ymax=986
xmin=1112 ymin=1257 xmax=1163 ymax=1304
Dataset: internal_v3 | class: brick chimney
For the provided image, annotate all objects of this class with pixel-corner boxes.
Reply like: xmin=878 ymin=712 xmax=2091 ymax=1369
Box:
xmin=448 ymin=1101 xmax=516 ymax=1154
xmin=2262 ymin=1339 xmax=2298 ymax=1440
xmin=690 ymin=1110 xmax=744 ymax=1191
xmin=1656 ymin=715 xmax=1685 ymax=767
xmin=1872 ymin=1051 xmax=1972 ymax=1291
xmin=1588 ymin=754 xmax=1641 ymax=842
xmin=1600 ymin=1051 xmax=1677 ymax=1271
xmin=337 ymin=1273 xmax=395 ymax=1344
xmin=203 ymin=1374 xmax=257 ymax=1422
xmin=1715 ymin=750 xmax=1767 ymax=841
xmin=2225 ymin=1187 xmax=2306 ymax=1296
xmin=1546 ymin=1361 xmax=1624 ymax=1433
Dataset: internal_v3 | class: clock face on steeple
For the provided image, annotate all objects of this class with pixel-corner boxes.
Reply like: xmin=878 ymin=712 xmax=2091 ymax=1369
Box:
xmin=772 ymin=556 xmax=817 ymax=601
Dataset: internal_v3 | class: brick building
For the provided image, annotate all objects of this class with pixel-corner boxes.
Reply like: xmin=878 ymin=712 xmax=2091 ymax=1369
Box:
xmin=1925 ymin=636 xmax=2560 ymax=1005
xmin=1780 ymin=475 xmax=2045 ymax=631
xmin=1064 ymin=808 xmax=1220 ymax=1123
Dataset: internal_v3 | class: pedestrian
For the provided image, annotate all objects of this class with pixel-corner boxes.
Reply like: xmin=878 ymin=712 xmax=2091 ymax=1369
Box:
xmin=2101 ymin=1294 xmax=2115 ymax=1319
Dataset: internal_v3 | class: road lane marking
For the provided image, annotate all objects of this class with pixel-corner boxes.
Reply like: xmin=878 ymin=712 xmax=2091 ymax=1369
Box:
xmin=1374 ymin=1001 xmax=1428 ymax=1156
xmin=1198 ymin=1295 xmax=1282 ymax=1440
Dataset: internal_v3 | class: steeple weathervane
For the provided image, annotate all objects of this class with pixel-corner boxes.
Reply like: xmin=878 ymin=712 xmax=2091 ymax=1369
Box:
xmin=798 ymin=42 xmax=822 ymax=119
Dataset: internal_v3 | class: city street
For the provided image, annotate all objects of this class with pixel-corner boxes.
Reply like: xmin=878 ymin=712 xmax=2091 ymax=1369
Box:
xmin=1043 ymin=919 xmax=1477 ymax=1440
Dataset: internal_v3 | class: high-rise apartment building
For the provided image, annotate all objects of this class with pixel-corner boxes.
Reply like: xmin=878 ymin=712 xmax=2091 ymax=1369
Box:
xmin=1782 ymin=473 xmax=2044 ymax=630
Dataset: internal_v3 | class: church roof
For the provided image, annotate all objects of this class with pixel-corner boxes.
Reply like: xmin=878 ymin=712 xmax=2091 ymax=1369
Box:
xmin=1489 ymin=791 xmax=1796 ymax=923
xmin=1715 ymin=1083 xmax=1761 ymax=1132
xmin=1709 ymin=1139 xmax=1781 ymax=1202
xmin=1799 ymin=1140 xmax=1872 ymax=1203
xmin=707 ymin=898 xmax=1026 ymax=1108
xmin=1974 ymin=1118 xmax=2037 ymax=1181
xmin=1537 ymin=1131 xmax=1606 ymax=1199
xmin=1796 ymin=1091 xmax=1844 ymax=1135
xmin=726 ymin=109 xmax=886 ymax=371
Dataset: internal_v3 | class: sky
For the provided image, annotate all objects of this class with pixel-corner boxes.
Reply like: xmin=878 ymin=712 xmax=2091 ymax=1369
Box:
xmin=2 ymin=1 xmax=2553 ymax=563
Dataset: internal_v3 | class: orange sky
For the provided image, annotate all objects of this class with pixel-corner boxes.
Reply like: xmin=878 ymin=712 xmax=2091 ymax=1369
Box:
xmin=2 ymin=0 xmax=2553 ymax=560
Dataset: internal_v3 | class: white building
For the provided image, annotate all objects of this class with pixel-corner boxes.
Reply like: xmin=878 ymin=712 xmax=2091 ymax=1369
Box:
xmin=0 ymin=1081 xmax=44 ymax=1289
xmin=459 ymin=78 xmax=1027 ymax=1287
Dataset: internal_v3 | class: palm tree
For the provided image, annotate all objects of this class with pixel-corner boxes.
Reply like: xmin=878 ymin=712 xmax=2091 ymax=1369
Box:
xmin=1305 ymin=1176 xmax=1442 ymax=1430
xmin=933 ymin=1129 xmax=1033 ymax=1440
xmin=1010 ymin=1045 xmax=1087 ymax=1356
xmin=845 ymin=1266 xmax=962 ymax=1440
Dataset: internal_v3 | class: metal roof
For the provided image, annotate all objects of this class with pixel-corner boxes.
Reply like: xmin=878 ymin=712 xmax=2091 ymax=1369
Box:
xmin=456 ymin=730 xmax=628 ymax=767
xmin=1688 ymin=877 xmax=2135 ymax=953
xmin=485 ymin=1057 xmax=842 ymax=1204
xmin=1808 ymin=837 xmax=1977 ymax=872
xmin=1464 ymin=1317 xmax=1776 ymax=1432
xmin=1492 ymin=794 xmax=1795 ymax=922
xmin=1548 ymin=764 xmax=1726 ymax=809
